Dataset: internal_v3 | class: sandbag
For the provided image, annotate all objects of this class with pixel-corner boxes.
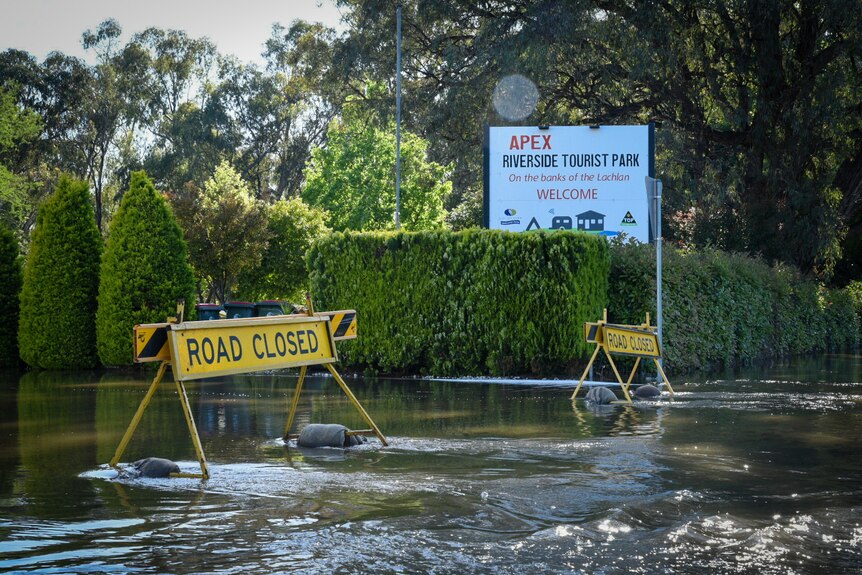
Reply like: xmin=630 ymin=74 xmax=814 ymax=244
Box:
xmin=132 ymin=457 xmax=180 ymax=478
xmin=585 ymin=386 xmax=617 ymax=405
xmin=634 ymin=384 xmax=661 ymax=399
xmin=297 ymin=424 xmax=365 ymax=448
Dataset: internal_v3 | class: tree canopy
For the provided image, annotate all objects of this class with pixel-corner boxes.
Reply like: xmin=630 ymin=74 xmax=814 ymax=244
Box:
xmin=1 ymin=3 xmax=861 ymax=282
xmin=303 ymin=97 xmax=450 ymax=231
xmin=172 ymin=161 xmax=269 ymax=303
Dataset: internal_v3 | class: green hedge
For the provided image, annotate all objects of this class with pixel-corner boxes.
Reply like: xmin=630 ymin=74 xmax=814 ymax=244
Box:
xmin=309 ymin=229 xmax=610 ymax=376
xmin=608 ymin=241 xmax=860 ymax=372
xmin=18 ymin=176 xmax=102 ymax=369
xmin=97 ymin=171 xmax=197 ymax=366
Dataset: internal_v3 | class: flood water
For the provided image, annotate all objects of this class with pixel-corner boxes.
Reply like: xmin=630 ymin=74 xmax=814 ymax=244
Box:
xmin=0 ymin=354 xmax=860 ymax=574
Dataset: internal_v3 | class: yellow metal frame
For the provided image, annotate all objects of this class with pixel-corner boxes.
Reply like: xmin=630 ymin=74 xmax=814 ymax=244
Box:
xmin=570 ymin=310 xmax=675 ymax=403
xmin=283 ymin=296 xmax=388 ymax=446
xmin=109 ymin=360 xmax=210 ymax=478
xmin=111 ymin=296 xmax=387 ymax=480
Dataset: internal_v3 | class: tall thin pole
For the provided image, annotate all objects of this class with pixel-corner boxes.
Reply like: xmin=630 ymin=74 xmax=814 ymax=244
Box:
xmin=395 ymin=2 xmax=402 ymax=230
xmin=655 ymin=179 xmax=664 ymax=375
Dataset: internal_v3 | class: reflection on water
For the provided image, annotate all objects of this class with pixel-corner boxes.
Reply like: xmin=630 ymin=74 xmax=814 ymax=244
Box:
xmin=0 ymin=355 xmax=860 ymax=574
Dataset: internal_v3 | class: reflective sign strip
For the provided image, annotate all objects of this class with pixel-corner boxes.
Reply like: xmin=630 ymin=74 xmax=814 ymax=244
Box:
xmin=584 ymin=322 xmax=601 ymax=344
xmin=135 ymin=325 xmax=170 ymax=363
xmin=167 ymin=315 xmax=337 ymax=382
xmin=322 ymin=310 xmax=357 ymax=339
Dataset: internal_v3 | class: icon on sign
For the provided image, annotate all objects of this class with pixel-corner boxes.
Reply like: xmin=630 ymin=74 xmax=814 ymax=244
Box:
xmin=620 ymin=211 xmax=637 ymax=226
xmin=551 ymin=216 xmax=573 ymax=230
xmin=504 ymin=208 xmax=517 ymax=216
xmin=526 ymin=217 xmax=542 ymax=231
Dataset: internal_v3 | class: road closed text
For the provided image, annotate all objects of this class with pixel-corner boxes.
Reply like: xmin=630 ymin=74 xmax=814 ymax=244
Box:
xmin=169 ymin=318 xmax=336 ymax=381
xmin=604 ymin=326 xmax=661 ymax=358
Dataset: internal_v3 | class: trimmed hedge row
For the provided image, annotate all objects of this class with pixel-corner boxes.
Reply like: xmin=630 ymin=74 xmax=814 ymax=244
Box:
xmin=310 ymin=230 xmax=859 ymax=376
xmin=309 ymin=229 xmax=610 ymax=375
xmin=607 ymin=241 xmax=859 ymax=372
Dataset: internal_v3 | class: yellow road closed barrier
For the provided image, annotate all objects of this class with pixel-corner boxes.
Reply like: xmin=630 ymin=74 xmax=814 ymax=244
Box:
xmin=112 ymin=297 xmax=384 ymax=480
xmin=572 ymin=310 xmax=674 ymax=403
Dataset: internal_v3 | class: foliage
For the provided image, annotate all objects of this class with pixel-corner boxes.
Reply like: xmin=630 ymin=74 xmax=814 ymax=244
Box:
xmin=846 ymin=281 xmax=862 ymax=328
xmin=309 ymin=229 xmax=610 ymax=376
xmin=18 ymin=176 xmax=101 ymax=369
xmin=0 ymin=85 xmax=41 ymax=234
xmin=0 ymin=223 xmax=22 ymax=366
xmin=608 ymin=241 xmax=860 ymax=372
xmin=303 ymin=98 xmax=450 ymax=231
xmin=171 ymin=161 xmax=269 ymax=303
xmin=96 ymin=171 xmax=196 ymax=366
xmin=237 ymin=197 xmax=330 ymax=302
xmin=328 ymin=0 xmax=862 ymax=279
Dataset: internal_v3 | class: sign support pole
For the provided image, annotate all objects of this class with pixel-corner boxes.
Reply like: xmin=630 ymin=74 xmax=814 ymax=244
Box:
xmin=110 ymin=360 xmax=169 ymax=468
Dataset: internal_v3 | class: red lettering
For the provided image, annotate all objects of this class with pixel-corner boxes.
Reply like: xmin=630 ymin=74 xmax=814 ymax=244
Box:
xmin=509 ymin=134 xmax=553 ymax=150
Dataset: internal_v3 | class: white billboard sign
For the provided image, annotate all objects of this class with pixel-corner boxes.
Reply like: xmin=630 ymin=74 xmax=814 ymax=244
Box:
xmin=484 ymin=125 xmax=653 ymax=242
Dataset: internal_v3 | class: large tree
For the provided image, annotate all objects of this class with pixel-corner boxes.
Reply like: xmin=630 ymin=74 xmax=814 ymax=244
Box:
xmin=18 ymin=176 xmax=101 ymax=369
xmin=172 ymin=161 xmax=269 ymax=303
xmin=96 ymin=171 xmax=196 ymax=366
xmin=237 ymin=197 xmax=330 ymax=302
xmin=303 ymin=97 xmax=450 ymax=231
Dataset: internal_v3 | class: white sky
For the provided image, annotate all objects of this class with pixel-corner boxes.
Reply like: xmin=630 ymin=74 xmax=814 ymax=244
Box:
xmin=0 ymin=0 xmax=345 ymax=65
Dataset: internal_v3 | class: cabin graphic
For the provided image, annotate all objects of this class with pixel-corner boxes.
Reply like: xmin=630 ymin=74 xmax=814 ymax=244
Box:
xmin=576 ymin=210 xmax=605 ymax=232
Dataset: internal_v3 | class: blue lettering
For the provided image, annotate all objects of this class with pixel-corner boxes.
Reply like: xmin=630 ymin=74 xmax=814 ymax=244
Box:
xmin=229 ymin=336 xmax=242 ymax=361
xmin=252 ymin=334 xmax=264 ymax=359
xmin=217 ymin=337 xmax=230 ymax=362
xmin=187 ymin=338 xmax=200 ymax=366
xmin=275 ymin=332 xmax=286 ymax=356
xmin=287 ymin=332 xmax=298 ymax=355
xmin=297 ymin=331 xmax=308 ymax=354
xmin=263 ymin=334 xmax=276 ymax=358
xmin=202 ymin=337 xmax=215 ymax=364
xmin=307 ymin=330 xmax=318 ymax=353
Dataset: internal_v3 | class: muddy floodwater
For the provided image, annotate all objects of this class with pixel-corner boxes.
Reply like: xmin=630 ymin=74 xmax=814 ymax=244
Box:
xmin=1 ymin=354 xmax=860 ymax=574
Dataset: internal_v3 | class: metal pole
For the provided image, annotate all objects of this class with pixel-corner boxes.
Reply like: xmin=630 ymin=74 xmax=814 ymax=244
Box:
xmin=655 ymin=179 xmax=664 ymax=375
xmin=395 ymin=2 xmax=402 ymax=230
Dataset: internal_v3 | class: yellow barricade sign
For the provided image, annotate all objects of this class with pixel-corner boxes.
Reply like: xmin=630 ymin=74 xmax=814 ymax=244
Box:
xmin=134 ymin=310 xmax=358 ymax=363
xmin=111 ymin=297 xmax=385 ymax=481
xmin=571 ymin=310 xmax=674 ymax=404
xmin=167 ymin=315 xmax=337 ymax=382
xmin=603 ymin=324 xmax=661 ymax=358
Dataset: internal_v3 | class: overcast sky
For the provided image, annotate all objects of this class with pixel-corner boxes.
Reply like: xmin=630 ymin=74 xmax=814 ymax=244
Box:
xmin=0 ymin=0 xmax=345 ymax=65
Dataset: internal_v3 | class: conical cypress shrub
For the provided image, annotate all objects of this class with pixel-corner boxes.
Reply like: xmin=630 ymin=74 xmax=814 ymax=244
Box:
xmin=97 ymin=171 xmax=196 ymax=366
xmin=0 ymin=224 xmax=22 ymax=367
xmin=18 ymin=176 xmax=102 ymax=369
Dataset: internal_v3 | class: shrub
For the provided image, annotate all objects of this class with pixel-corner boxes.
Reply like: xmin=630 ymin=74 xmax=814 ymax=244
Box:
xmin=0 ymin=223 xmax=22 ymax=367
xmin=309 ymin=229 xmax=610 ymax=376
xmin=97 ymin=171 xmax=196 ymax=366
xmin=18 ymin=176 xmax=102 ymax=369
xmin=608 ymin=241 xmax=859 ymax=372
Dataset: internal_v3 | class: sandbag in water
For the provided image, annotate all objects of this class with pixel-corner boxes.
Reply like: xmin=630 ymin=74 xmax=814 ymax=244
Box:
xmin=297 ymin=424 xmax=366 ymax=448
xmin=132 ymin=457 xmax=180 ymax=478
